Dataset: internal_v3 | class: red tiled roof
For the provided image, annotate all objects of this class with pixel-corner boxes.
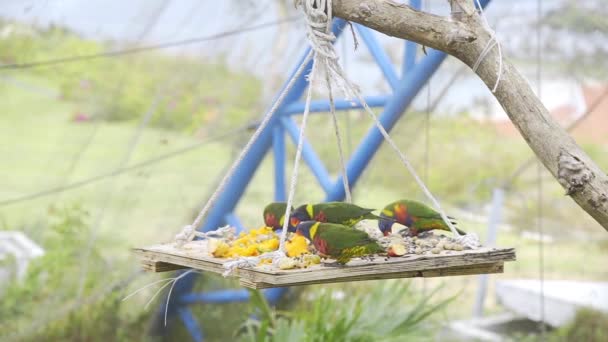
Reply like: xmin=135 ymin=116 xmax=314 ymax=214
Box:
xmin=489 ymin=84 xmax=608 ymax=144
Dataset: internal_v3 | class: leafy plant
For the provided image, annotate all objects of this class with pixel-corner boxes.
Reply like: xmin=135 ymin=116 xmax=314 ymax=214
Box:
xmin=0 ymin=203 xmax=150 ymax=341
xmin=239 ymin=281 xmax=457 ymax=342
xmin=0 ymin=20 xmax=262 ymax=132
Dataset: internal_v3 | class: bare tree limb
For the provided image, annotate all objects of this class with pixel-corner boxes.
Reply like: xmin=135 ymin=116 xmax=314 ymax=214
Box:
xmin=333 ymin=0 xmax=608 ymax=231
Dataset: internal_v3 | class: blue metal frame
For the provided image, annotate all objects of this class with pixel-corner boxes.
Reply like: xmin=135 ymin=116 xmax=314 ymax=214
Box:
xmin=157 ymin=1 xmax=491 ymax=340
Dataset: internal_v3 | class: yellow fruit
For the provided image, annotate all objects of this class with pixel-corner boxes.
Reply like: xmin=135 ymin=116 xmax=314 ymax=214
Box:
xmin=286 ymin=235 xmax=309 ymax=257
xmin=211 ymin=241 xmax=231 ymax=258
xmin=257 ymin=238 xmax=279 ymax=253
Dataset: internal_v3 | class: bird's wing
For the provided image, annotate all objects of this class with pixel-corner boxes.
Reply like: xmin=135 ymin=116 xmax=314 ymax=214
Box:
xmin=318 ymin=203 xmax=374 ymax=221
xmin=319 ymin=225 xmax=376 ymax=252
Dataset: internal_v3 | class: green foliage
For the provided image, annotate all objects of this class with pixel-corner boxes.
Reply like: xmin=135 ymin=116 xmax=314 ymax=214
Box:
xmin=0 ymin=203 xmax=150 ymax=341
xmin=543 ymin=2 xmax=608 ymax=34
xmin=0 ymin=20 xmax=261 ymax=132
xmin=239 ymin=282 xmax=456 ymax=342
xmin=553 ymin=308 xmax=608 ymax=342
xmin=511 ymin=308 xmax=608 ymax=342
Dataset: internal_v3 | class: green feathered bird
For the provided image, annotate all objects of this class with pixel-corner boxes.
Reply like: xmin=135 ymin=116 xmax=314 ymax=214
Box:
xmin=295 ymin=221 xmax=385 ymax=265
xmin=289 ymin=201 xmax=383 ymax=231
xmin=378 ymin=199 xmax=466 ymax=237
xmin=262 ymin=202 xmax=293 ymax=231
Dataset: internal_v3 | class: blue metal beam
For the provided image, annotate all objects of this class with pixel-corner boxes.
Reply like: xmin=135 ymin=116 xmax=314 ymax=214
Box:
xmin=178 ymin=307 xmax=203 ymax=342
xmin=355 ymin=25 xmax=400 ymax=91
xmin=281 ymin=117 xmax=333 ymax=194
xmin=403 ymin=0 xmax=421 ymax=77
xmin=181 ymin=289 xmax=251 ymax=304
xmin=282 ymin=95 xmax=388 ymax=115
xmin=180 ymin=288 xmax=288 ymax=306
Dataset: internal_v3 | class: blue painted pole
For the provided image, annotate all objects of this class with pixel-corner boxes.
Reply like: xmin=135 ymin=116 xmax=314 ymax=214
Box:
xmin=282 ymin=95 xmax=388 ymax=115
xmin=325 ymin=49 xmax=447 ymax=201
xmin=355 ymin=25 xmax=400 ymax=91
xmin=181 ymin=288 xmax=287 ymax=306
xmin=181 ymin=289 xmax=252 ymax=304
xmin=178 ymin=308 xmax=204 ymax=342
xmin=281 ymin=117 xmax=333 ymax=194
xmin=273 ymin=125 xmax=286 ymax=201
xmin=403 ymin=0 xmax=421 ymax=77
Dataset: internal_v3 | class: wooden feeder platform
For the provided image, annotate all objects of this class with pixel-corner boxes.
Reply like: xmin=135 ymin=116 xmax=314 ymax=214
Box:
xmin=133 ymin=242 xmax=516 ymax=289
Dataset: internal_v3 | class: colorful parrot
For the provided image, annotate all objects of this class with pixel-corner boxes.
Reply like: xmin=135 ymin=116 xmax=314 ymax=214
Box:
xmin=378 ymin=199 xmax=465 ymax=237
xmin=295 ymin=221 xmax=385 ymax=265
xmin=263 ymin=202 xmax=293 ymax=231
xmin=289 ymin=202 xmax=384 ymax=231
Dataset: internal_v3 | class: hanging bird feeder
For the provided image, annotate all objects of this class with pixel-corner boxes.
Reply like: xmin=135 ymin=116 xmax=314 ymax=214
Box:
xmin=133 ymin=0 xmax=516 ymax=288
xmin=133 ymin=223 xmax=515 ymax=289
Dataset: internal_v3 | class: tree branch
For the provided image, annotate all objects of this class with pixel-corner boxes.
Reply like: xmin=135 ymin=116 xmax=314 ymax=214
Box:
xmin=333 ymin=0 xmax=608 ymax=231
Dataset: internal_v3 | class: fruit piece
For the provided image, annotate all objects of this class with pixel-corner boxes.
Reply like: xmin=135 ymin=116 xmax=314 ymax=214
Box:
xmin=278 ymin=257 xmax=296 ymax=270
xmin=302 ymin=254 xmax=321 ymax=266
xmin=286 ymin=235 xmax=309 ymax=257
xmin=257 ymin=238 xmax=279 ymax=253
xmin=209 ymin=239 xmax=231 ymax=258
xmin=387 ymin=243 xmax=407 ymax=257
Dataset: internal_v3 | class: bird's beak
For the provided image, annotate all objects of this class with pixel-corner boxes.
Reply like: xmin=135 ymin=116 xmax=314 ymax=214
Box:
xmin=290 ymin=217 xmax=299 ymax=228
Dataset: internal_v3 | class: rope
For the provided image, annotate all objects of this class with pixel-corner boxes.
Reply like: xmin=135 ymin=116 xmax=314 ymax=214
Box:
xmin=304 ymin=0 xmax=479 ymax=248
xmin=221 ymin=0 xmax=343 ymax=274
xmin=471 ymin=0 xmax=503 ymax=93
xmin=326 ymin=51 xmax=352 ymax=203
xmin=219 ymin=0 xmax=483 ymax=275
xmin=175 ymin=50 xmax=314 ymax=247
xmin=277 ymin=59 xmax=317 ymax=255
xmin=224 ymin=0 xmax=480 ymax=273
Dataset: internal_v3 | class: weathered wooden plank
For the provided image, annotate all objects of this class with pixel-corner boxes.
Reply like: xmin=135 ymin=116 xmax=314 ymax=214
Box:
xmin=133 ymin=243 xmax=516 ymax=288
xmin=140 ymin=260 xmax=187 ymax=272
xmin=239 ymin=263 xmax=504 ymax=289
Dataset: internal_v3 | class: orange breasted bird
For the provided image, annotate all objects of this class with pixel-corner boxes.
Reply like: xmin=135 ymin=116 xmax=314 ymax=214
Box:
xmin=263 ymin=202 xmax=293 ymax=231
xmin=289 ymin=202 xmax=384 ymax=231
xmin=378 ymin=199 xmax=465 ymax=237
xmin=295 ymin=221 xmax=384 ymax=265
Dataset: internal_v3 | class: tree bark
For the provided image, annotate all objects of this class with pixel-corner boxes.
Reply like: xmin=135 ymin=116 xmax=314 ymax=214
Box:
xmin=332 ymin=0 xmax=608 ymax=231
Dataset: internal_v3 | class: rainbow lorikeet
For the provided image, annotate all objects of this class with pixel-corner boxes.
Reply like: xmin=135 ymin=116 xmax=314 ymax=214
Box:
xmin=378 ymin=199 xmax=465 ymax=237
xmin=263 ymin=202 xmax=293 ymax=230
xmin=295 ymin=221 xmax=385 ymax=265
xmin=289 ymin=202 xmax=384 ymax=231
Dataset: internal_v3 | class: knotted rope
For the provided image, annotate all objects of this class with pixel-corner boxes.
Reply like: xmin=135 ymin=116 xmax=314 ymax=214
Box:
xmin=471 ymin=0 xmax=503 ymax=93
